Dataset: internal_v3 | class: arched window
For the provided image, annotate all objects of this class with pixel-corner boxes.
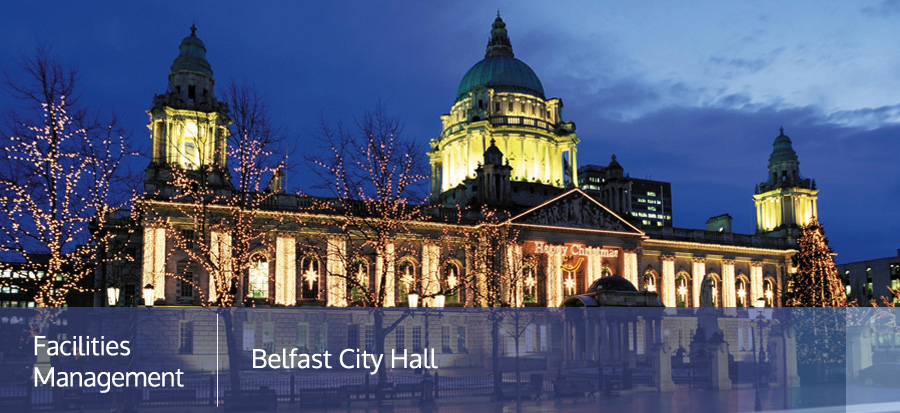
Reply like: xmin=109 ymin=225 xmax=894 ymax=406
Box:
xmin=764 ymin=278 xmax=776 ymax=307
xmin=349 ymin=257 xmax=369 ymax=303
xmin=736 ymin=275 xmax=749 ymax=307
xmin=299 ymin=255 xmax=320 ymax=300
xmin=397 ymin=258 xmax=419 ymax=304
xmin=524 ymin=264 xmax=537 ymax=304
xmin=443 ymin=261 xmax=462 ymax=304
xmin=676 ymin=272 xmax=691 ymax=307
xmin=704 ymin=274 xmax=721 ymax=307
xmin=642 ymin=270 xmax=658 ymax=293
xmin=248 ymin=254 xmax=268 ymax=299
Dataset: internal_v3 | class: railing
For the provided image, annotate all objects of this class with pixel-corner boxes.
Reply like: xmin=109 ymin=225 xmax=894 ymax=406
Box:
xmin=0 ymin=367 xmax=672 ymax=409
xmin=441 ymin=116 xmax=556 ymax=138
xmin=644 ymin=227 xmax=793 ymax=249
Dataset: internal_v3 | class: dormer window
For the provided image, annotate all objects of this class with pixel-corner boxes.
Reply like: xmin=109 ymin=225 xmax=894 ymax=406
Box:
xmin=188 ymin=85 xmax=196 ymax=101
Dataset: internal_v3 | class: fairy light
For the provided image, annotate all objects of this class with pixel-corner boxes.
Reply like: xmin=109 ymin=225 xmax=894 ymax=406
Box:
xmin=302 ymin=260 xmax=318 ymax=291
xmin=564 ymin=275 xmax=576 ymax=296
xmin=1 ymin=62 xmax=133 ymax=308
xmin=446 ymin=267 xmax=458 ymax=289
xmin=677 ymin=279 xmax=688 ymax=303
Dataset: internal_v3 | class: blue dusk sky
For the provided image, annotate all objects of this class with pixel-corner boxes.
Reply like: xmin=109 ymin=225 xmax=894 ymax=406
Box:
xmin=1 ymin=1 xmax=898 ymax=262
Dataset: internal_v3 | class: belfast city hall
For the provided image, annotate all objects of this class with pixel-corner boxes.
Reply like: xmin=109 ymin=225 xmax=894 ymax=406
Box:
xmin=127 ymin=15 xmax=819 ymax=311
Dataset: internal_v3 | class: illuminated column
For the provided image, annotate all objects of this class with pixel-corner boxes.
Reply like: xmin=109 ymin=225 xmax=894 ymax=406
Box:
xmin=141 ymin=226 xmax=166 ymax=302
xmin=464 ymin=248 xmax=476 ymax=306
xmin=586 ymin=253 xmax=596 ymax=290
xmin=570 ymin=146 xmax=578 ymax=187
xmin=421 ymin=243 xmax=441 ymax=301
xmin=274 ymin=235 xmax=296 ymax=306
xmin=692 ymin=257 xmax=706 ymax=308
xmin=506 ymin=244 xmax=524 ymax=306
xmin=379 ymin=242 xmax=396 ymax=307
xmin=325 ymin=237 xmax=347 ymax=307
xmin=750 ymin=262 xmax=763 ymax=304
xmin=209 ymin=230 xmax=231 ymax=304
xmin=722 ymin=260 xmax=736 ymax=308
xmin=547 ymin=252 xmax=563 ymax=307
xmin=624 ymin=249 xmax=638 ymax=287
xmin=662 ymin=255 xmax=675 ymax=308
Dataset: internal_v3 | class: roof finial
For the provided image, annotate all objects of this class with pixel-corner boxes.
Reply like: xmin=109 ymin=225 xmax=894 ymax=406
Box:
xmin=190 ymin=24 xmax=197 ymax=36
xmin=485 ymin=13 xmax=513 ymax=58
xmin=779 ymin=125 xmax=784 ymax=136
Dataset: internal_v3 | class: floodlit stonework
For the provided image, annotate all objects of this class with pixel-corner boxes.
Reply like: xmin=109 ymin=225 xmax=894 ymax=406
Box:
xmin=104 ymin=17 xmax=821 ymax=310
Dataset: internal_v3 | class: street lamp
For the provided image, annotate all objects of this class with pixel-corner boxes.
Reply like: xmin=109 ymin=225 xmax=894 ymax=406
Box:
xmin=142 ymin=284 xmax=155 ymax=307
xmin=408 ymin=293 xmax=419 ymax=308
xmin=106 ymin=286 xmax=120 ymax=307
xmin=748 ymin=297 xmax=773 ymax=411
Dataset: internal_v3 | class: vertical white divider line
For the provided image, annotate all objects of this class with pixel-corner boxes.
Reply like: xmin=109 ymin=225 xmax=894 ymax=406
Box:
xmin=216 ymin=312 xmax=220 ymax=407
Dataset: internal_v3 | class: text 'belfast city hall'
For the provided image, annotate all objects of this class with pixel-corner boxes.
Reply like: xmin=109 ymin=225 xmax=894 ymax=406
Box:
xmin=128 ymin=16 xmax=818 ymax=310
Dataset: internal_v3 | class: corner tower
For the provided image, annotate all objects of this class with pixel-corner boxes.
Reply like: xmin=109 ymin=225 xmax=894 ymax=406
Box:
xmin=753 ymin=127 xmax=818 ymax=237
xmin=428 ymin=14 xmax=580 ymax=205
xmin=145 ymin=25 xmax=230 ymax=194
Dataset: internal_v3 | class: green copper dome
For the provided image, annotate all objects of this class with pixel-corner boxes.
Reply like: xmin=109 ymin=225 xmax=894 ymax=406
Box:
xmin=455 ymin=15 xmax=544 ymax=102
xmin=769 ymin=127 xmax=798 ymax=164
xmin=170 ymin=25 xmax=213 ymax=78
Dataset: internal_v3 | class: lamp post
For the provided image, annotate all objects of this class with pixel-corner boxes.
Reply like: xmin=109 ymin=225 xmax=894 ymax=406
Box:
xmin=142 ymin=284 xmax=155 ymax=307
xmin=748 ymin=297 xmax=773 ymax=411
xmin=106 ymin=286 xmax=120 ymax=307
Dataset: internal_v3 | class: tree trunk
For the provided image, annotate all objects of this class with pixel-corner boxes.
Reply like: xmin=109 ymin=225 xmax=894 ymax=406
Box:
xmin=492 ymin=317 xmax=502 ymax=399
xmin=374 ymin=309 xmax=387 ymax=400
xmin=220 ymin=308 xmax=242 ymax=393
xmin=515 ymin=315 xmax=521 ymax=404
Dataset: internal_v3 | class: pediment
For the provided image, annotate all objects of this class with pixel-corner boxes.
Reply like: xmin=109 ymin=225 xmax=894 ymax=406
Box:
xmin=510 ymin=189 xmax=643 ymax=235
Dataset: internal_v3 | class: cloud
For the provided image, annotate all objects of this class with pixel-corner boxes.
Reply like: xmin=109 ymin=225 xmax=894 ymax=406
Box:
xmin=709 ymin=57 xmax=769 ymax=74
xmin=566 ymin=100 xmax=900 ymax=262
xmin=861 ymin=0 xmax=900 ymax=16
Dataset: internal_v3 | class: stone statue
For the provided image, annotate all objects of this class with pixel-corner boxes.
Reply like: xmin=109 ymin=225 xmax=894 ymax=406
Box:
xmin=699 ymin=276 xmax=715 ymax=307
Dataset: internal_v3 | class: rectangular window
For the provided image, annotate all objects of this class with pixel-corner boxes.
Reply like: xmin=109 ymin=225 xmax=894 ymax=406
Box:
xmin=312 ymin=324 xmax=327 ymax=353
xmin=179 ymin=269 xmax=194 ymax=298
xmin=365 ymin=325 xmax=374 ymax=351
xmin=525 ymin=325 xmax=534 ymax=353
xmin=188 ymin=85 xmax=196 ymax=101
xmin=297 ymin=323 xmax=309 ymax=353
xmin=242 ymin=322 xmax=256 ymax=352
xmin=262 ymin=322 xmax=275 ymax=353
xmin=867 ymin=267 xmax=873 ymax=295
xmin=395 ymin=326 xmax=405 ymax=352
xmin=179 ymin=321 xmax=193 ymax=354
xmin=539 ymin=325 xmax=548 ymax=352
xmin=441 ymin=326 xmax=451 ymax=353
xmin=181 ymin=229 xmax=194 ymax=249
xmin=412 ymin=326 xmax=422 ymax=353
xmin=457 ymin=326 xmax=468 ymax=354
xmin=348 ymin=324 xmax=359 ymax=350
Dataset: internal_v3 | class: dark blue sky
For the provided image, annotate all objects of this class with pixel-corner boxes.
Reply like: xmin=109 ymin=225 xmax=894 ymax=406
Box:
xmin=2 ymin=1 xmax=898 ymax=262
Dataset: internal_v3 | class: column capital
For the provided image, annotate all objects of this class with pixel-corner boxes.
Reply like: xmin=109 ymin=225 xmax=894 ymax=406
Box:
xmin=692 ymin=256 xmax=707 ymax=263
xmin=750 ymin=261 xmax=764 ymax=268
xmin=722 ymin=259 xmax=736 ymax=266
xmin=661 ymin=254 xmax=676 ymax=262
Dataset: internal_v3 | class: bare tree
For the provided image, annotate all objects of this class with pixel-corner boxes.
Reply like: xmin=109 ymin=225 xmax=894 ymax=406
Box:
xmin=142 ymin=81 xmax=288 ymax=391
xmin=0 ymin=49 xmax=132 ymax=307
xmin=308 ymin=103 xmax=445 ymax=393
